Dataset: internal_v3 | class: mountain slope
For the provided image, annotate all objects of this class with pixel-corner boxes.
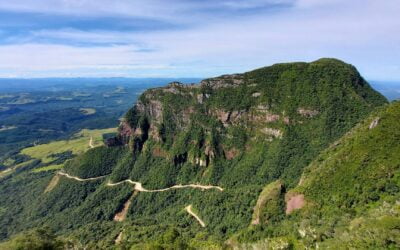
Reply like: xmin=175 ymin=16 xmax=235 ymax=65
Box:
xmin=233 ymin=101 xmax=400 ymax=249
xmin=0 ymin=58 xmax=388 ymax=248
xmin=115 ymin=58 xmax=386 ymax=188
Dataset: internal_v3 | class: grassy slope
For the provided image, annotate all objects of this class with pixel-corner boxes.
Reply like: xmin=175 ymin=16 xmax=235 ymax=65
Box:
xmin=21 ymin=128 xmax=116 ymax=164
xmin=13 ymin=128 xmax=117 ymax=173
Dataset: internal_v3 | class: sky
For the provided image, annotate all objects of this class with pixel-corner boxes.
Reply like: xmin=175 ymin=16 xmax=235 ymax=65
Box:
xmin=0 ymin=0 xmax=399 ymax=80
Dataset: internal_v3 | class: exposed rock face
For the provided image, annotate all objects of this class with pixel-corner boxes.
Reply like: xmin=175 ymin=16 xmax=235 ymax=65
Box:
xmin=106 ymin=121 xmax=132 ymax=146
xmin=119 ymin=121 xmax=133 ymax=138
xmin=369 ymin=117 xmax=380 ymax=129
xmin=214 ymin=110 xmax=230 ymax=124
xmin=152 ymin=147 xmax=167 ymax=158
xmin=135 ymin=100 xmax=163 ymax=123
xmin=148 ymin=124 xmax=162 ymax=142
xmin=197 ymin=94 xmax=203 ymax=104
xmin=257 ymin=113 xmax=280 ymax=123
xmin=212 ymin=109 xmax=246 ymax=127
xmin=224 ymin=147 xmax=239 ymax=160
xmin=194 ymin=158 xmax=207 ymax=167
xmin=212 ymin=106 xmax=284 ymax=128
xmin=298 ymin=108 xmax=319 ymax=118
xmin=162 ymin=82 xmax=183 ymax=94
xmin=200 ymin=74 xmax=244 ymax=89
xmin=108 ymin=59 xmax=387 ymax=177
xmin=261 ymin=127 xmax=283 ymax=138
xmin=196 ymin=93 xmax=210 ymax=104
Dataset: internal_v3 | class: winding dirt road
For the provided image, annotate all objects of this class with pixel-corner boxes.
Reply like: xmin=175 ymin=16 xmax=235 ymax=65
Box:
xmin=106 ymin=179 xmax=224 ymax=192
xmin=185 ymin=205 xmax=205 ymax=227
xmin=58 ymin=171 xmax=108 ymax=181
xmin=57 ymin=172 xmax=223 ymax=192
xmin=51 ymin=171 xmax=221 ymax=228
xmin=89 ymin=137 xmax=94 ymax=148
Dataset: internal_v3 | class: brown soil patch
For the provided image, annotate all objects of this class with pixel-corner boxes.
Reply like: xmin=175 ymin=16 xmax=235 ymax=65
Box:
xmin=285 ymin=194 xmax=305 ymax=214
xmin=44 ymin=175 xmax=60 ymax=193
xmin=224 ymin=147 xmax=239 ymax=160
xmin=115 ymin=231 xmax=123 ymax=244
xmin=152 ymin=147 xmax=168 ymax=158
xmin=114 ymin=191 xmax=138 ymax=222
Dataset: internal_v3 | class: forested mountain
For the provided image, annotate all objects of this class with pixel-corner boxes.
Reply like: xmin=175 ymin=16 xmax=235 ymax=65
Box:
xmin=1 ymin=59 xmax=397 ymax=249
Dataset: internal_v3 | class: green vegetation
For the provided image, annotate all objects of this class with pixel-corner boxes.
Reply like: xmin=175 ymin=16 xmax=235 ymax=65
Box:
xmin=1 ymin=128 xmax=116 ymax=179
xmin=233 ymin=101 xmax=400 ymax=249
xmin=21 ymin=128 xmax=116 ymax=164
xmin=0 ymin=59 xmax=396 ymax=249
xmin=251 ymin=180 xmax=285 ymax=225
xmin=0 ymin=81 xmax=155 ymax=163
xmin=32 ymin=164 xmax=64 ymax=173
xmin=64 ymin=146 xmax=125 ymax=178
xmin=0 ymin=160 xmax=36 ymax=178
xmin=0 ymin=228 xmax=67 ymax=250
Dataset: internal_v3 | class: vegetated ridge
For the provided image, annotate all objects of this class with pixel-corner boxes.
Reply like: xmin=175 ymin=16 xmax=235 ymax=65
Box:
xmin=0 ymin=58 xmax=396 ymax=249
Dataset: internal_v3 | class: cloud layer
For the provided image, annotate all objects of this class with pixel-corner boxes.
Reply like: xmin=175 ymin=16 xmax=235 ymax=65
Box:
xmin=0 ymin=0 xmax=399 ymax=79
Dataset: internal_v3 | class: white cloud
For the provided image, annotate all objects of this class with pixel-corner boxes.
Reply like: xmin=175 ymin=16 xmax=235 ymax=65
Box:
xmin=0 ymin=0 xmax=167 ymax=18
xmin=217 ymin=0 xmax=293 ymax=9
xmin=0 ymin=0 xmax=399 ymax=79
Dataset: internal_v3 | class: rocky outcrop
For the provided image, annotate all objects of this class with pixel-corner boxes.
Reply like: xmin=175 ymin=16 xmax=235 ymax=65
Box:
xmin=298 ymin=108 xmax=319 ymax=118
xmin=261 ymin=127 xmax=283 ymax=138
xmin=106 ymin=121 xmax=132 ymax=146
xmin=212 ymin=109 xmax=246 ymax=127
xmin=201 ymin=74 xmax=244 ymax=89
xmin=193 ymin=157 xmax=207 ymax=167
xmin=369 ymin=117 xmax=380 ymax=129
xmin=135 ymin=100 xmax=163 ymax=123
xmin=224 ymin=147 xmax=239 ymax=160
xmin=162 ymin=82 xmax=183 ymax=94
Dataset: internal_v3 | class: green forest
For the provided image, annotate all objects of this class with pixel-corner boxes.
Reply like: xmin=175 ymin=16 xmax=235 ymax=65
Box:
xmin=0 ymin=59 xmax=398 ymax=249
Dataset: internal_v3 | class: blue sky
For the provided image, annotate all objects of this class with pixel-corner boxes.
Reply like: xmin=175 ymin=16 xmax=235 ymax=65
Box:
xmin=0 ymin=0 xmax=399 ymax=80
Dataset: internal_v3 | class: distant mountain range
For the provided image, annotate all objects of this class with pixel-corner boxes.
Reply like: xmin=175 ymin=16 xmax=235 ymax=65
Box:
xmin=0 ymin=77 xmax=398 ymax=101
xmin=370 ymin=81 xmax=400 ymax=100
xmin=0 ymin=78 xmax=202 ymax=92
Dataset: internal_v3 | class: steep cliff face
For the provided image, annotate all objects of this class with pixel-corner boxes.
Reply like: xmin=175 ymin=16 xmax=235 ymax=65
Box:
xmin=110 ymin=58 xmax=386 ymax=186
